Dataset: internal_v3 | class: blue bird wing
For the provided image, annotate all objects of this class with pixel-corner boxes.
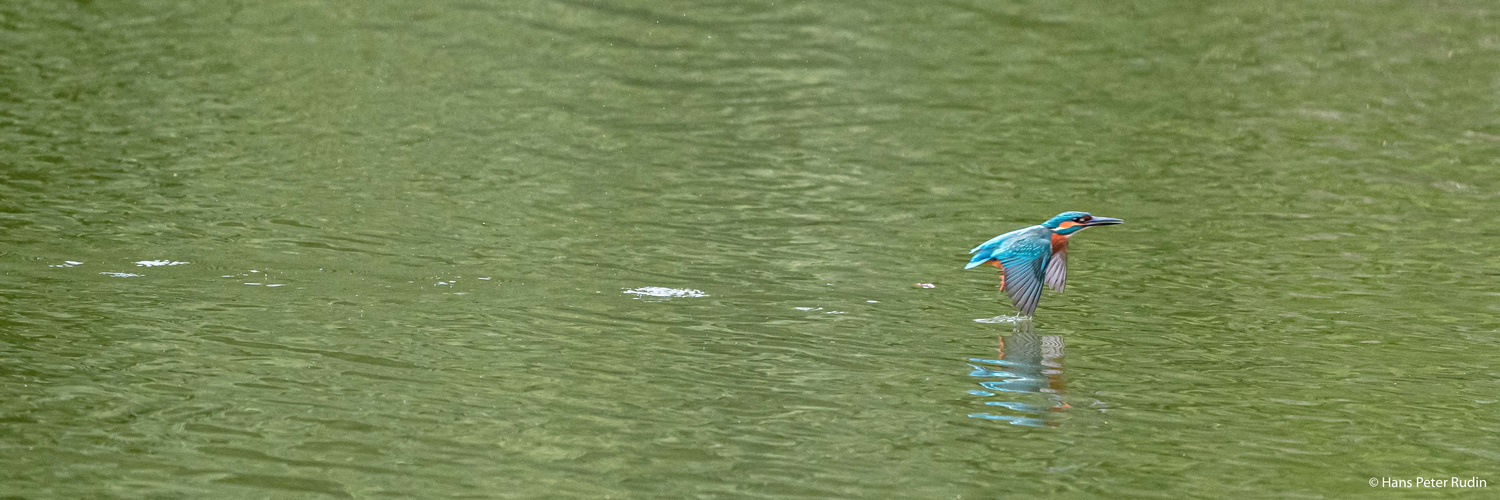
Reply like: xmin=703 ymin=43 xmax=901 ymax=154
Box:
xmin=965 ymin=226 xmax=1052 ymax=316
xmin=995 ymin=237 xmax=1050 ymax=316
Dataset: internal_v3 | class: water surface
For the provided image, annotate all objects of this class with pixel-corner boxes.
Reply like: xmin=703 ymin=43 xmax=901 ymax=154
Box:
xmin=3 ymin=0 xmax=1499 ymax=497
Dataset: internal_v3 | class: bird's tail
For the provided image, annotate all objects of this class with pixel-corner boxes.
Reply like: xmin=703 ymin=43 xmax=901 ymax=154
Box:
xmin=965 ymin=239 xmax=1003 ymax=269
xmin=965 ymin=233 xmax=1009 ymax=269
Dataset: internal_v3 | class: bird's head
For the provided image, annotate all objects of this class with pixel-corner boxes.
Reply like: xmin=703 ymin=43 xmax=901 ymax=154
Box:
xmin=1042 ymin=211 xmax=1124 ymax=235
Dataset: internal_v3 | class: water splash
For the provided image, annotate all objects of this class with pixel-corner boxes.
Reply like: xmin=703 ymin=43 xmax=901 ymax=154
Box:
xmin=974 ymin=315 xmax=1030 ymax=324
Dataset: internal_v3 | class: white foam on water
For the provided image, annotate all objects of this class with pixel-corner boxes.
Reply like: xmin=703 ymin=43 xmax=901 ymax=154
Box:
xmin=100 ymin=272 xmax=142 ymax=278
xmin=623 ymin=287 xmax=708 ymax=299
xmin=135 ymin=260 xmax=189 ymax=267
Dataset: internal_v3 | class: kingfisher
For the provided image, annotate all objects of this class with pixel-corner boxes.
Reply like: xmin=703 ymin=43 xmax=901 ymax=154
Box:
xmin=965 ymin=211 xmax=1123 ymax=317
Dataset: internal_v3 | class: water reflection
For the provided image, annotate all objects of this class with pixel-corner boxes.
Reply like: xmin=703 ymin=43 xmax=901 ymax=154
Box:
xmin=967 ymin=323 xmax=1068 ymax=427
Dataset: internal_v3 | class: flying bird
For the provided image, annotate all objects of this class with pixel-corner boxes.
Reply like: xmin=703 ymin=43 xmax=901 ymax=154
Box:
xmin=965 ymin=211 xmax=1123 ymax=317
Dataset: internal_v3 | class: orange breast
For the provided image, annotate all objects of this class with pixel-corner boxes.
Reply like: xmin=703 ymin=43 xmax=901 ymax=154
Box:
xmin=1050 ymin=233 xmax=1069 ymax=254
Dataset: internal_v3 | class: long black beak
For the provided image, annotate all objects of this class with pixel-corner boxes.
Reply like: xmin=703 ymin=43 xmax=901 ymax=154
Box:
xmin=1084 ymin=216 xmax=1124 ymax=227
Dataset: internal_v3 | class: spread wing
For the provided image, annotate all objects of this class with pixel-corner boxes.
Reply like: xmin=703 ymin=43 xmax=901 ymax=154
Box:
xmin=995 ymin=237 xmax=1050 ymax=317
xmin=1044 ymin=243 xmax=1067 ymax=293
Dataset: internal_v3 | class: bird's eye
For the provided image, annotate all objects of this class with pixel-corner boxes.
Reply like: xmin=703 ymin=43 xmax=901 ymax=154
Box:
xmin=1072 ymin=217 xmax=1085 ymax=222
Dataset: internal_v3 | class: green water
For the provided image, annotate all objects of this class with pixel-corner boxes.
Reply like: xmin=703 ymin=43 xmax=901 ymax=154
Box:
xmin=3 ymin=0 xmax=1499 ymax=497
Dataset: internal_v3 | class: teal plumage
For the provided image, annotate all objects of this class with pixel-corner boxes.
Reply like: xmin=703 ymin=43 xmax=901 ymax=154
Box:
xmin=965 ymin=211 xmax=1123 ymax=316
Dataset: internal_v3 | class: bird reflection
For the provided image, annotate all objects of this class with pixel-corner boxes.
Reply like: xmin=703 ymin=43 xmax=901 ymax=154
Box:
xmin=966 ymin=322 xmax=1068 ymax=427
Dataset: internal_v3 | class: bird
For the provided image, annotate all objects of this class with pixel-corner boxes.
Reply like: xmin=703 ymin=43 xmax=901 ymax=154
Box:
xmin=965 ymin=211 xmax=1123 ymax=317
